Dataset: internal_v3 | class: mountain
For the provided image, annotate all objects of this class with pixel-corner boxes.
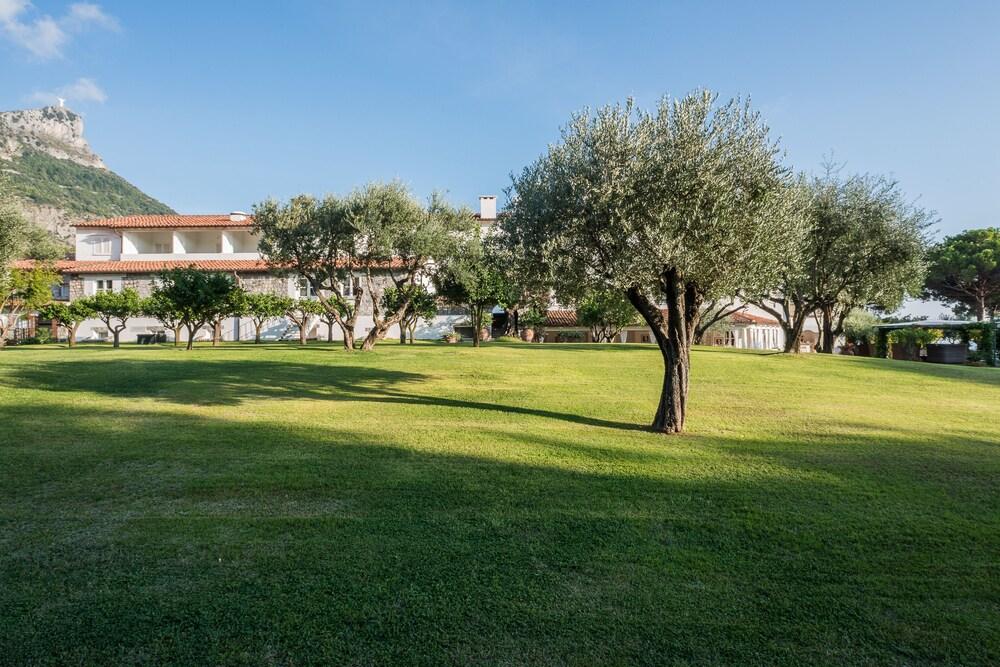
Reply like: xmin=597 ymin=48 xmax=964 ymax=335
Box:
xmin=0 ymin=106 xmax=174 ymax=241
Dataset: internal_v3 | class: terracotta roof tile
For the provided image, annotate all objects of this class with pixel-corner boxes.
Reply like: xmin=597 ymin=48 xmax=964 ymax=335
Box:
xmin=12 ymin=258 xmax=408 ymax=274
xmin=75 ymin=214 xmax=254 ymax=229
xmin=729 ymin=311 xmax=779 ymax=326
xmin=13 ymin=259 xmax=271 ymax=273
xmin=544 ymin=309 xmax=579 ymax=327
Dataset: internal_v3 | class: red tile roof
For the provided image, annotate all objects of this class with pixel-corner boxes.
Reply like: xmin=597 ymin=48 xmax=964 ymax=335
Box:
xmin=544 ymin=309 xmax=579 ymax=327
xmin=12 ymin=258 xmax=409 ymax=274
xmin=730 ymin=311 xmax=779 ymax=326
xmin=543 ymin=307 xmax=778 ymax=328
xmin=12 ymin=259 xmax=271 ymax=273
xmin=75 ymin=214 xmax=254 ymax=229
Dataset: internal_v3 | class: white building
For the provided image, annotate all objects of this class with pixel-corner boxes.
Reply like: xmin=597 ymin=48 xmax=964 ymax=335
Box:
xmin=34 ymin=203 xmax=499 ymax=344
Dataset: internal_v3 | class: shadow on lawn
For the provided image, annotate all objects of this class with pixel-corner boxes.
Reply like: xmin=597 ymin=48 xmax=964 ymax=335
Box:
xmin=2 ymin=398 xmax=998 ymax=665
xmin=8 ymin=356 xmax=649 ymax=432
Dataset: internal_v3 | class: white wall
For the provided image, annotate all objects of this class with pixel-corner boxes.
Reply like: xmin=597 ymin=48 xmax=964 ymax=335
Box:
xmin=75 ymin=229 xmax=121 ymax=261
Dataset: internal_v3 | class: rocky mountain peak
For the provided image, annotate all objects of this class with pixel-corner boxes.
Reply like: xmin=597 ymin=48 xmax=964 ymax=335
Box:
xmin=0 ymin=105 xmax=106 ymax=169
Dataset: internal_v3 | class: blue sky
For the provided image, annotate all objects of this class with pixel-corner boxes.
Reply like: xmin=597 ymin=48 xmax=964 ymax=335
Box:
xmin=2 ymin=1 xmax=998 ymax=238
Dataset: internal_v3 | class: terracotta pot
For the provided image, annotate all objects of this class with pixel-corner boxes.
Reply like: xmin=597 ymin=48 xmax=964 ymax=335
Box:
xmin=521 ymin=328 xmax=535 ymax=343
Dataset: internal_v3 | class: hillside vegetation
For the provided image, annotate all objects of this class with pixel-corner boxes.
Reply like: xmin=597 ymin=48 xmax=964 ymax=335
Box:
xmin=1 ymin=149 xmax=174 ymax=219
xmin=1 ymin=343 xmax=998 ymax=665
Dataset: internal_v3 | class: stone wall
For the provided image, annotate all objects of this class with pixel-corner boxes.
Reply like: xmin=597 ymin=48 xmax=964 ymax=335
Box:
xmin=238 ymin=274 xmax=291 ymax=296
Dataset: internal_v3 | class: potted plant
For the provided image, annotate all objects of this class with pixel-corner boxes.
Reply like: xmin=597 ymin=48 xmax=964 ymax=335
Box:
xmin=519 ymin=308 xmax=545 ymax=343
xmin=442 ymin=330 xmax=461 ymax=344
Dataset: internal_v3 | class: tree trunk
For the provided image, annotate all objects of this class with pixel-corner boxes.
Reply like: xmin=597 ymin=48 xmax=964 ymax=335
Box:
xmin=977 ymin=296 xmax=986 ymax=322
xmin=68 ymin=327 xmax=77 ymax=348
xmin=626 ymin=273 xmax=690 ymax=435
xmin=112 ymin=330 xmax=121 ymax=348
xmin=408 ymin=323 xmax=416 ymax=343
xmin=471 ymin=305 xmax=482 ymax=348
xmin=820 ymin=305 xmax=835 ymax=354
xmin=213 ymin=321 xmax=221 ymax=346
xmin=360 ymin=328 xmax=380 ymax=350
xmin=185 ymin=324 xmax=197 ymax=351
xmin=400 ymin=322 xmax=407 ymax=344
xmin=327 ymin=322 xmax=334 ymax=343
xmin=343 ymin=329 xmax=355 ymax=351
xmin=299 ymin=324 xmax=307 ymax=346
xmin=254 ymin=322 xmax=262 ymax=344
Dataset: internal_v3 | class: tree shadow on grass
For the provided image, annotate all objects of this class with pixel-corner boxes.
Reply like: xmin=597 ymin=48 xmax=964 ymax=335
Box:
xmin=2 ymin=400 xmax=997 ymax=665
xmin=7 ymin=357 xmax=649 ymax=432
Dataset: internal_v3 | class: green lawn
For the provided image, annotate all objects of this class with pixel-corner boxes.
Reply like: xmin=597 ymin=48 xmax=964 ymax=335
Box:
xmin=1 ymin=342 xmax=998 ymax=665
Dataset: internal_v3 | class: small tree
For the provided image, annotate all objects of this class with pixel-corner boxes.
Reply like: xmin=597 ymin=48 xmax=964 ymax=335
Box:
xmin=39 ymin=300 xmax=96 ymax=347
xmin=142 ymin=292 xmax=184 ymax=346
xmin=243 ymin=292 xmax=290 ymax=344
xmin=153 ymin=268 xmax=239 ymax=350
xmin=86 ymin=289 xmax=141 ymax=348
xmin=576 ymin=290 xmax=639 ymax=342
xmin=285 ymin=298 xmax=324 ymax=345
xmin=383 ymin=284 xmax=437 ymax=344
xmin=924 ymin=228 xmax=1000 ymax=321
xmin=207 ymin=284 xmax=247 ymax=346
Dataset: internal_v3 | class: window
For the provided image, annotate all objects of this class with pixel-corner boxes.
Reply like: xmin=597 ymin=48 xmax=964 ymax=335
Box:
xmin=297 ymin=277 xmax=316 ymax=298
xmin=95 ymin=279 xmax=115 ymax=293
xmin=340 ymin=277 xmax=358 ymax=298
xmin=91 ymin=237 xmax=112 ymax=256
xmin=51 ymin=281 xmax=70 ymax=301
xmin=153 ymin=241 xmax=171 ymax=253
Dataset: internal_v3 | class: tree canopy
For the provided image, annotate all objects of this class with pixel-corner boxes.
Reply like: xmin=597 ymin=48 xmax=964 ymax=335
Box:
xmin=749 ymin=170 xmax=931 ymax=352
xmin=924 ymin=228 xmax=1000 ymax=321
xmin=504 ymin=90 xmax=802 ymax=433
xmin=153 ymin=268 xmax=240 ymax=350
xmin=575 ymin=290 xmax=639 ymax=342
xmin=83 ymin=289 xmax=142 ymax=348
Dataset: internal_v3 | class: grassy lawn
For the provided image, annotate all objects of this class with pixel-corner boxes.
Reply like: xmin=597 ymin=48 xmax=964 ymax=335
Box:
xmin=1 ymin=342 xmax=998 ymax=665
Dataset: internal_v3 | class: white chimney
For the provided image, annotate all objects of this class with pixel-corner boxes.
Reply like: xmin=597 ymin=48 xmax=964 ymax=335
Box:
xmin=229 ymin=211 xmax=248 ymax=222
xmin=478 ymin=195 xmax=496 ymax=220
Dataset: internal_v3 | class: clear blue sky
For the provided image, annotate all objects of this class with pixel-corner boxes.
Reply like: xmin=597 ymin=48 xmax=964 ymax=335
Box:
xmin=2 ymin=1 xmax=998 ymax=237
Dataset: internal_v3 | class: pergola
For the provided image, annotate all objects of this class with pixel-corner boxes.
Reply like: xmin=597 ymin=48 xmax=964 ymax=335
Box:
xmin=873 ymin=319 xmax=998 ymax=366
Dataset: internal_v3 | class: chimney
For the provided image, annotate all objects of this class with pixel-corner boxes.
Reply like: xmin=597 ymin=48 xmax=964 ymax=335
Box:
xmin=478 ymin=195 xmax=497 ymax=220
xmin=229 ymin=211 xmax=248 ymax=222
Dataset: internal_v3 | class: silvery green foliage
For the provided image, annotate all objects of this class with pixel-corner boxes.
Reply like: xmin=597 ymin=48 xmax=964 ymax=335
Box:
xmin=503 ymin=90 xmax=804 ymax=304
xmin=0 ymin=176 xmax=30 ymax=272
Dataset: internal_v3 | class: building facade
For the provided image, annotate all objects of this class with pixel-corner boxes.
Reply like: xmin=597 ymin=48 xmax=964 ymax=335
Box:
xmin=35 ymin=211 xmax=473 ymax=344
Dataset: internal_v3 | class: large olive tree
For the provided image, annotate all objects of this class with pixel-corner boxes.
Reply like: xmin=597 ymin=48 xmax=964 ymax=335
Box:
xmin=344 ymin=183 xmax=474 ymax=350
xmin=254 ymin=195 xmax=365 ymax=350
xmin=749 ymin=171 xmax=931 ymax=352
xmin=504 ymin=91 xmax=803 ymax=433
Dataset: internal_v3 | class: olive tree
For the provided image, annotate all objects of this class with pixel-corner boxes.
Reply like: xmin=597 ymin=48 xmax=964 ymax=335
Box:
xmin=285 ymin=298 xmax=323 ymax=345
xmin=382 ymin=284 xmax=437 ymax=344
xmin=345 ymin=183 xmax=474 ymax=350
xmin=504 ymin=91 xmax=803 ymax=433
xmin=924 ymin=228 xmax=1000 ymax=321
xmin=243 ymin=292 xmax=291 ymax=344
xmin=253 ymin=196 xmax=365 ymax=350
xmin=749 ymin=171 xmax=931 ymax=352
xmin=434 ymin=233 xmax=508 ymax=348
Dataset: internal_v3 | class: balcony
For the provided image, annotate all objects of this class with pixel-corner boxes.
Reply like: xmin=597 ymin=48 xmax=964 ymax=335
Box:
xmin=120 ymin=229 xmax=261 ymax=260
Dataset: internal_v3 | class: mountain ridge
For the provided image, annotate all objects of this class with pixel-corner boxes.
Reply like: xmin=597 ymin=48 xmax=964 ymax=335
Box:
xmin=0 ymin=105 xmax=174 ymax=241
